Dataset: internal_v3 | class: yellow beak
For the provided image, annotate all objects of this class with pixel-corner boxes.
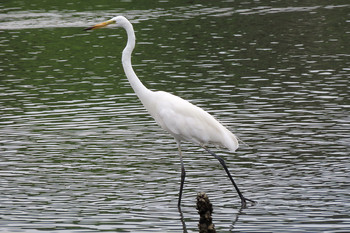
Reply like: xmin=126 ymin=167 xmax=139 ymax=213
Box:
xmin=84 ymin=19 xmax=115 ymax=31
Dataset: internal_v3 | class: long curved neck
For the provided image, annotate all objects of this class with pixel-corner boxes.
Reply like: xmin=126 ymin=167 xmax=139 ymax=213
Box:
xmin=121 ymin=21 xmax=151 ymax=100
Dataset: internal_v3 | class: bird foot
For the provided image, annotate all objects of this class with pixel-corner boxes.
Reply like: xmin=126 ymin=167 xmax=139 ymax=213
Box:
xmin=241 ymin=197 xmax=257 ymax=208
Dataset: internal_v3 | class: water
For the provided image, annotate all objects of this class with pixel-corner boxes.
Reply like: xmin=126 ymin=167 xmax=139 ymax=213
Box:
xmin=1 ymin=0 xmax=349 ymax=232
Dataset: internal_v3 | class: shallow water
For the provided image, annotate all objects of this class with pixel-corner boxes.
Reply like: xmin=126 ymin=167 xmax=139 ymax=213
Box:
xmin=1 ymin=0 xmax=349 ymax=232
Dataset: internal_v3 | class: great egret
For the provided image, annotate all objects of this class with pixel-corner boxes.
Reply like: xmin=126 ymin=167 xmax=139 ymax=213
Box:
xmin=85 ymin=16 xmax=255 ymax=208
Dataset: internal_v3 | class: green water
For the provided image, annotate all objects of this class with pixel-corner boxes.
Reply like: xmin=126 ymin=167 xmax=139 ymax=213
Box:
xmin=1 ymin=0 xmax=349 ymax=232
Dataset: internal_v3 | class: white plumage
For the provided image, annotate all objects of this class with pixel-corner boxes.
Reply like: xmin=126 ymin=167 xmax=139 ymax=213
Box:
xmin=147 ymin=90 xmax=239 ymax=151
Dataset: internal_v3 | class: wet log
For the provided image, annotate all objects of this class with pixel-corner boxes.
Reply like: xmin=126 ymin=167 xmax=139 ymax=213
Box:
xmin=196 ymin=192 xmax=216 ymax=233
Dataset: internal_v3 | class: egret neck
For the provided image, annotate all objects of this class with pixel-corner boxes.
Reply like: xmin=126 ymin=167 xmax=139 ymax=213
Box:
xmin=121 ymin=21 xmax=152 ymax=102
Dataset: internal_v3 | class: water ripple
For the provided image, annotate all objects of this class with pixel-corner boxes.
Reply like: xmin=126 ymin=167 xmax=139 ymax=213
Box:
xmin=0 ymin=4 xmax=349 ymax=29
xmin=1 ymin=1 xmax=349 ymax=232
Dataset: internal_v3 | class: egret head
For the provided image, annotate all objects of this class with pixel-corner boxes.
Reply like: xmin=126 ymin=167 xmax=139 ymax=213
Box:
xmin=84 ymin=16 xmax=128 ymax=31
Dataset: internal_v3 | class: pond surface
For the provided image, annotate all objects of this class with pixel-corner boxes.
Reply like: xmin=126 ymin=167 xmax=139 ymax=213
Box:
xmin=1 ymin=0 xmax=349 ymax=232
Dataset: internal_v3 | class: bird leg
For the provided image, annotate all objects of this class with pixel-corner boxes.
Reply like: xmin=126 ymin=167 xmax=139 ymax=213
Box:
xmin=177 ymin=145 xmax=186 ymax=208
xmin=203 ymin=147 xmax=256 ymax=208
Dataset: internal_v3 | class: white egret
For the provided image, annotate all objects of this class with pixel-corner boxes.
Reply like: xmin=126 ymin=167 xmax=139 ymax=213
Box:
xmin=85 ymin=16 xmax=255 ymax=208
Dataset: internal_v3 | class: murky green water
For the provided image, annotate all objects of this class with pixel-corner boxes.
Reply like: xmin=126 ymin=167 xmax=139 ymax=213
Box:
xmin=1 ymin=0 xmax=349 ymax=232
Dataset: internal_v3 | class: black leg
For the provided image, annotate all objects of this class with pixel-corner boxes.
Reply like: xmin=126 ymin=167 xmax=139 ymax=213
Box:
xmin=203 ymin=147 xmax=255 ymax=207
xmin=177 ymin=145 xmax=186 ymax=208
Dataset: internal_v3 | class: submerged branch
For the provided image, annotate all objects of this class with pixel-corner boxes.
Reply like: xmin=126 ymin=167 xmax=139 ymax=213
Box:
xmin=196 ymin=192 xmax=216 ymax=233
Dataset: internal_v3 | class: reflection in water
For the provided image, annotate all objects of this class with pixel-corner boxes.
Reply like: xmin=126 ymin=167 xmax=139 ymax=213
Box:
xmin=229 ymin=205 xmax=245 ymax=232
xmin=0 ymin=1 xmax=349 ymax=232
xmin=178 ymin=198 xmax=251 ymax=233
xmin=178 ymin=206 xmax=188 ymax=233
